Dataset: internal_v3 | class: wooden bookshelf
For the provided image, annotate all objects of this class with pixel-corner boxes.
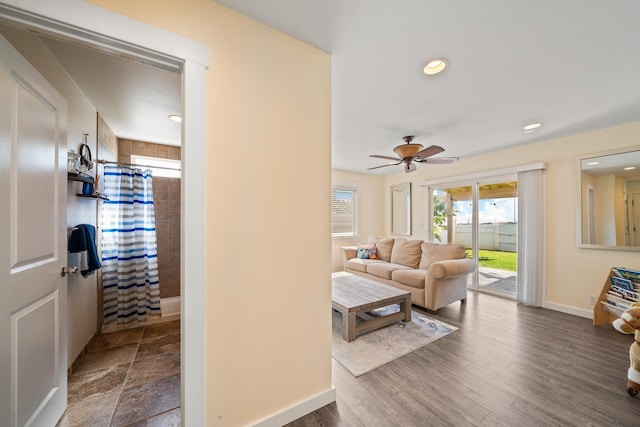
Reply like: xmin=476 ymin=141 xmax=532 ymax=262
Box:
xmin=593 ymin=267 xmax=640 ymax=326
xmin=593 ymin=269 xmax=620 ymax=326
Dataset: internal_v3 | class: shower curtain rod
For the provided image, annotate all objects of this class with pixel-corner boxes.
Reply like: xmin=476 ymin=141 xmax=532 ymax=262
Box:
xmin=96 ymin=159 xmax=181 ymax=171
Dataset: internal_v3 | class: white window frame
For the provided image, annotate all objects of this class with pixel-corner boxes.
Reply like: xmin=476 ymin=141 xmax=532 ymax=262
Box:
xmin=331 ymin=186 xmax=359 ymax=238
xmin=131 ymin=154 xmax=181 ymax=178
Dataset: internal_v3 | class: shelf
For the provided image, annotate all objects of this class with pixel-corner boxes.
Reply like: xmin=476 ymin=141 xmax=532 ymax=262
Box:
xmin=67 ymin=172 xmax=94 ymax=184
xmin=600 ymin=301 xmax=624 ymax=318
xmin=594 ymin=269 xmax=621 ymax=325
xmin=76 ymin=193 xmax=109 ymax=201
xmin=594 ymin=267 xmax=640 ymax=325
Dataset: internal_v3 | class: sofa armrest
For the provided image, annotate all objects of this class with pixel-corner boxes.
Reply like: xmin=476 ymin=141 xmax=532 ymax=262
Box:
xmin=341 ymin=246 xmax=358 ymax=270
xmin=428 ymin=258 xmax=476 ymax=279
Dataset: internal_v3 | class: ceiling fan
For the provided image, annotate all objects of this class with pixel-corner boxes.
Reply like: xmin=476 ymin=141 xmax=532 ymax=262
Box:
xmin=368 ymin=136 xmax=459 ymax=173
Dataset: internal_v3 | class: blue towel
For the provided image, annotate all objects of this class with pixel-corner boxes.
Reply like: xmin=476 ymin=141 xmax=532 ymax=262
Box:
xmin=69 ymin=224 xmax=102 ymax=277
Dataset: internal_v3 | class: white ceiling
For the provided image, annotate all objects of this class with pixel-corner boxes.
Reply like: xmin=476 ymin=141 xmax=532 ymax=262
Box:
xmin=31 ymin=1 xmax=640 ymax=174
xmin=42 ymin=37 xmax=182 ymax=147
xmin=217 ymin=0 xmax=640 ymax=175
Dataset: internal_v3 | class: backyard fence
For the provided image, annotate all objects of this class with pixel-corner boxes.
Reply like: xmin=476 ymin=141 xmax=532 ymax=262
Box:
xmin=437 ymin=223 xmax=517 ymax=252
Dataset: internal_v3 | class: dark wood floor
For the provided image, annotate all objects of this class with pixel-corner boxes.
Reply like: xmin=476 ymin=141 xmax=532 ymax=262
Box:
xmin=287 ymin=291 xmax=640 ymax=426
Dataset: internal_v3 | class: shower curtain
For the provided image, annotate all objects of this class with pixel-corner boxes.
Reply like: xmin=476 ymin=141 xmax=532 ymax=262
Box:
xmin=101 ymin=165 xmax=161 ymax=325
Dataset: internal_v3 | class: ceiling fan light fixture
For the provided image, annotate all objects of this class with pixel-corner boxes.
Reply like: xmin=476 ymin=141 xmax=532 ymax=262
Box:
xmin=404 ymin=162 xmax=417 ymax=173
xmin=423 ymin=58 xmax=448 ymax=75
xmin=394 ymin=143 xmax=423 ymax=158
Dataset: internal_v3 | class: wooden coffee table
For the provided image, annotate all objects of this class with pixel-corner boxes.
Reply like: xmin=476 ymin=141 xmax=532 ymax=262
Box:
xmin=332 ymin=272 xmax=411 ymax=342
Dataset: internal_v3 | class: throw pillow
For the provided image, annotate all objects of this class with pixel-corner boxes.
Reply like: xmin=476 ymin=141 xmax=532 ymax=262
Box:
xmin=371 ymin=237 xmax=394 ymax=262
xmin=419 ymin=242 xmax=467 ymax=270
xmin=356 ymin=244 xmax=377 ymax=259
xmin=390 ymin=238 xmax=422 ymax=268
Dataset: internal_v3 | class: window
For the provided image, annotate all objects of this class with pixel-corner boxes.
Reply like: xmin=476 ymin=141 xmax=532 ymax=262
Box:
xmin=331 ymin=187 xmax=358 ymax=237
xmin=130 ymin=155 xmax=181 ymax=178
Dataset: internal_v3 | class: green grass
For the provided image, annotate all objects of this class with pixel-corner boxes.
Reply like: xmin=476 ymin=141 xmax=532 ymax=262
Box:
xmin=465 ymin=249 xmax=517 ymax=271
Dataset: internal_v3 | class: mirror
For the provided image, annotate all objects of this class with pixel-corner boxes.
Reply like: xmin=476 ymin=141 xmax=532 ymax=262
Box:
xmin=391 ymin=182 xmax=411 ymax=235
xmin=578 ymin=146 xmax=640 ymax=250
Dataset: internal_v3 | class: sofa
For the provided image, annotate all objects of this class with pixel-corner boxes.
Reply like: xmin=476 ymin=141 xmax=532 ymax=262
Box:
xmin=341 ymin=237 xmax=476 ymax=312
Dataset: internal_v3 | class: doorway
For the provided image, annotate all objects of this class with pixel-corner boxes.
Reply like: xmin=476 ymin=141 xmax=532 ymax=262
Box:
xmin=0 ymin=3 xmax=207 ymax=425
xmin=429 ymin=175 xmax=518 ymax=299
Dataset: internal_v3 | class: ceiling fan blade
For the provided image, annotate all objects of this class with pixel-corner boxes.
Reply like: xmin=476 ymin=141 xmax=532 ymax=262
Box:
xmin=417 ymin=156 xmax=459 ymax=164
xmin=413 ymin=145 xmax=445 ymax=160
xmin=370 ymin=154 xmax=401 ymax=161
xmin=367 ymin=161 xmax=402 ymax=170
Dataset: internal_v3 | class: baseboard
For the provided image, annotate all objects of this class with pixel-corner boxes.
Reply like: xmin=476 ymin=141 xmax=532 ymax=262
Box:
xmin=160 ymin=296 xmax=181 ymax=316
xmin=68 ymin=330 xmax=100 ymax=375
xmin=250 ymin=387 xmax=336 ymax=427
xmin=543 ymin=301 xmax=593 ymax=319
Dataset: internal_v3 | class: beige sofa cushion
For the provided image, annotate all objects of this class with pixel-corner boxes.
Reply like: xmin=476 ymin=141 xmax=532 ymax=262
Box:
xmin=390 ymin=238 xmax=422 ymax=268
xmin=419 ymin=243 xmax=467 ymax=270
xmin=366 ymin=262 xmax=411 ymax=280
xmin=372 ymin=237 xmax=394 ymax=262
xmin=345 ymin=258 xmax=383 ymax=273
xmin=392 ymin=269 xmax=427 ymax=289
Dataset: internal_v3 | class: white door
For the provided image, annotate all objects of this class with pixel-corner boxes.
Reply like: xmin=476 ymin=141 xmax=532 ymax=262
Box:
xmin=0 ymin=35 xmax=68 ymax=427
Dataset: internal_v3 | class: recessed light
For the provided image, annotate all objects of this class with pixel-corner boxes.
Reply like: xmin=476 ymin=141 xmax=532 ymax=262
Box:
xmin=523 ymin=122 xmax=542 ymax=133
xmin=169 ymin=114 xmax=182 ymax=123
xmin=423 ymin=58 xmax=448 ymax=75
xmin=587 ymin=161 xmax=599 ymax=166
xmin=624 ymin=166 xmax=636 ymax=170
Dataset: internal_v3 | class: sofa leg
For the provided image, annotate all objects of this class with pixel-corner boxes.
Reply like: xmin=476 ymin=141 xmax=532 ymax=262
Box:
xmin=461 ymin=298 xmax=466 ymax=304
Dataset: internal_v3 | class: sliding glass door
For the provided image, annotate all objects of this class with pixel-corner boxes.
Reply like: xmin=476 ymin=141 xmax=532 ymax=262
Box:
xmin=429 ymin=175 xmax=518 ymax=298
xmin=476 ymin=178 xmax=517 ymax=297
xmin=432 ymin=184 xmax=474 ymax=288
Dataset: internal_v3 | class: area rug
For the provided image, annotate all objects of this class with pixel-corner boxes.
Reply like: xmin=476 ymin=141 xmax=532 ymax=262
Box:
xmin=332 ymin=306 xmax=458 ymax=377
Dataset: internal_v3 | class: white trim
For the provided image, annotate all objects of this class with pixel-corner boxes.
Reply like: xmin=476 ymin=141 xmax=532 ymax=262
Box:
xmin=579 ymin=144 xmax=640 ymax=161
xmin=181 ymin=59 xmax=206 ymax=426
xmin=0 ymin=2 xmax=208 ymax=425
xmin=542 ymin=302 xmax=592 ymax=319
xmin=541 ymin=171 xmax=548 ymax=307
xmin=130 ymin=155 xmax=181 ymax=178
xmin=420 ymin=162 xmax=547 ymax=187
xmin=0 ymin=0 xmax=208 ymax=69
xmin=161 ymin=296 xmax=181 ymax=317
xmin=250 ymin=387 xmax=336 ymax=427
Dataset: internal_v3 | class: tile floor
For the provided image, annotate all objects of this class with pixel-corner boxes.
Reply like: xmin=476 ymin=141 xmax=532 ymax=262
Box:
xmin=57 ymin=320 xmax=181 ymax=427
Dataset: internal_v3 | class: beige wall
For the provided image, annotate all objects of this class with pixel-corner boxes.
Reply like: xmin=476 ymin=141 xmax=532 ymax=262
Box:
xmin=88 ymin=1 xmax=333 ymax=426
xmin=331 ymin=170 xmax=385 ymax=271
xmin=0 ymin=26 xmax=101 ymax=367
xmin=380 ymin=121 xmax=640 ymax=315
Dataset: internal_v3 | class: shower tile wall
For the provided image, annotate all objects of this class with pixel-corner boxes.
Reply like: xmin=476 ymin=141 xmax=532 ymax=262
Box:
xmin=118 ymin=139 xmax=181 ymax=299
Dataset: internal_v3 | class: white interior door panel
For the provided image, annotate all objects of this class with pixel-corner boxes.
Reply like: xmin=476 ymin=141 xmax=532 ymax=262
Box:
xmin=0 ymin=34 xmax=68 ymax=427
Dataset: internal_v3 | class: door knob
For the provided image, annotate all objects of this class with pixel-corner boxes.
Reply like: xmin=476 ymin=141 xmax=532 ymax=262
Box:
xmin=61 ymin=266 xmax=78 ymax=277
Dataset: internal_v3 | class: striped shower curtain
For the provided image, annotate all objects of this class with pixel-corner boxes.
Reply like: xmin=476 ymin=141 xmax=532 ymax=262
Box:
xmin=101 ymin=165 xmax=161 ymax=325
